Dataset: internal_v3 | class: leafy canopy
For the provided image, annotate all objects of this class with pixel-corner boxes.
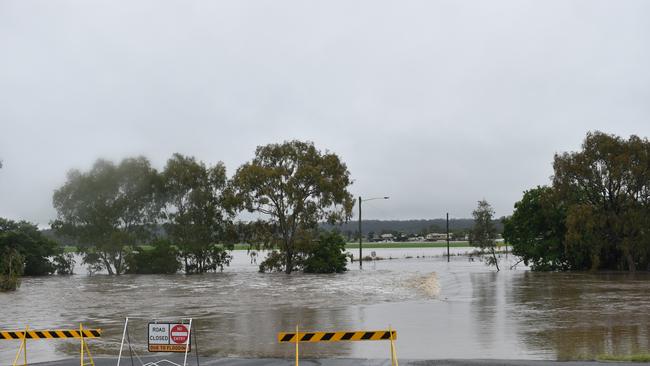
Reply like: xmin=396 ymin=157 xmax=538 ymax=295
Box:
xmin=470 ymin=200 xmax=499 ymax=271
xmin=505 ymin=131 xmax=650 ymax=271
xmin=52 ymin=157 xmax=161 ymax=275
xmin=230 ymin=140 xmax=354 ymax=274
xmin=161 ymin=154 xmax=234 ymax=273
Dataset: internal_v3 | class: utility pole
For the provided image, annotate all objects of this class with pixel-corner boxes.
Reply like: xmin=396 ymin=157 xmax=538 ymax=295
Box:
xmin=359 ymin=196 xmax=363 ymax=269
xmin=446 ymin=212 xmax=450 ymax=262
xmin=358 ymin=196 xmax=389 ymax=270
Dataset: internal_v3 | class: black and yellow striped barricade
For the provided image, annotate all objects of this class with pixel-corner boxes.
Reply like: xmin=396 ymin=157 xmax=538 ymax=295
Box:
xmin=278 ymin=326 xmax=399 ymax=366
xmin=0 ymin=324 xmax=101 ymax=366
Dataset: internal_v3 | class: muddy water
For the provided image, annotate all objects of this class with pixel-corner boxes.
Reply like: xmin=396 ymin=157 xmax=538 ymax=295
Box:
xmin=1 ymin=248 xmax=649 ymax=362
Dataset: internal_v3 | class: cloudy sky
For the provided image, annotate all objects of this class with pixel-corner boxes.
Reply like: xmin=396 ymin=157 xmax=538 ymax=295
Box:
xmin=1 ymin=0 xmax=649 ymax=226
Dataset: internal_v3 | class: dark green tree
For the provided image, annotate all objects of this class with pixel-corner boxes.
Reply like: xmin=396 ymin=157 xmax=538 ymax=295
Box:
xmin=470 ymin=200 xmax=499 ymax=271
xmin=52 ymin=253 xmax=76 ymax=275
xmin=125 ymin=240 xmax=181 ymax=274
xmin=161 ymin=154 xmax=234 ymax=274
xmin=0 ymin=248 xmax=23 ymax=291
xmin=52 ymin=157 xmax=161 ymax=275
xmin=0 ymin=218 xmax=61 ymax=291
xmin=303 ymin=231 xmax=348 ymax=273
xmin=553 ymin=131 xmax=650 ymax=271
xmin=0 ymin=218 xmax=60 ymax=276
xmin=503 ymin=186 xmax=567 ymax=270
xmin=230 ymin=140 xmax=354 ymax=274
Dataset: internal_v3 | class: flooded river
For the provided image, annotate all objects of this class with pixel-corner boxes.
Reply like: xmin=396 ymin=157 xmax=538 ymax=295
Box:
xmin=1 ymin=247 xmax=649 ymax=362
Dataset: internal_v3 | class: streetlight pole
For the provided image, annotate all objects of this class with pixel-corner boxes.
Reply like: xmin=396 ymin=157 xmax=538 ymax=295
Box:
xmin=446 ymin=212 xmax=450 ymax=263
xmin=359 ymin=196 xmax=389 ymax=269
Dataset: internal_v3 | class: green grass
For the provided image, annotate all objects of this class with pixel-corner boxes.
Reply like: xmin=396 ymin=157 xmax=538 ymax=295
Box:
xmin=231 ymin=243 xmax=471 ymax=250
xmin=597 ymin=354 xmax=650 ymax=362
xmin=63 ymin=242 xmax=508 ymax=251
xmin=343 ymin=241 xmax=473 ymax=249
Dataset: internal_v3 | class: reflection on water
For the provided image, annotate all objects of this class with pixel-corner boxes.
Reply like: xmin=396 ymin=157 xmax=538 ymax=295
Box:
xmin=508 ymin=271 xmax=650 ymax=360
xmin=1 ymin=248 xmax=649 ymax=362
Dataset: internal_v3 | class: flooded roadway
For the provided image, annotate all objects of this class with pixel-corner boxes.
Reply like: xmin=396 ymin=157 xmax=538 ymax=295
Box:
xmin=1 ymin=247 xmax=649 ymax=362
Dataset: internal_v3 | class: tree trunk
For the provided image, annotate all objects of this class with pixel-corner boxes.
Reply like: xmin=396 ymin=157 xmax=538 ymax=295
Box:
xmin=627 ymin=252 xmax=636 ymax=272
xmin=285 ymin=250 xmax=293 ymax=274
xmin=102 ymin=255 xmax=114 ymax=275
xmin=492 ymin=247 xmax=500 ymax=272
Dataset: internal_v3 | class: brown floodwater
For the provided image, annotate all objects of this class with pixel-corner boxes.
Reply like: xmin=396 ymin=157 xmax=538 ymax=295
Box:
xmin=1 ymin=248 xmax=649 ymax=363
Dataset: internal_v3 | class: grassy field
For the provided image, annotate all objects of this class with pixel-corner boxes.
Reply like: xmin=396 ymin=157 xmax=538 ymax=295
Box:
xmin=64 ymin=242 xmax=507 ymax=252
xmin=235 ymin=242 xmax=478 ymax=250
xmin=597 ymin=354 xmax=650 ymax=362
xmin=343 ymin=241 xmax=472 ymax=249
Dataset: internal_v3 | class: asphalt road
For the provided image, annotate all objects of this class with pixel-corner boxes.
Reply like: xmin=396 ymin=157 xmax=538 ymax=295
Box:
xmin=27 ymin=358 xmax=650 ymax=366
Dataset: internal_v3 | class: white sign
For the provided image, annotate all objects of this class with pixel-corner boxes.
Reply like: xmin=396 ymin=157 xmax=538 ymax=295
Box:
xmin=148 ymin=324 xmax=170 ymax=344
xmin=148 ymin=323 xmax=191 ymax=352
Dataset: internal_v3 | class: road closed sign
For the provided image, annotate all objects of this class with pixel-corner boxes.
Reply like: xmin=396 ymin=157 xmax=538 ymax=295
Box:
xmin=148 ymin=323 xmax=191 ymax=352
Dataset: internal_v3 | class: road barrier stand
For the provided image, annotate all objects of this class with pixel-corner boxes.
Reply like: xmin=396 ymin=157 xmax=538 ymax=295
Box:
xmin=117 ymin=317 xmax=198 ymax=366
xmin=278 ymin=326 xmax=399 ymax=366
xmin=0 ymin=324 xmax=101 ymax=366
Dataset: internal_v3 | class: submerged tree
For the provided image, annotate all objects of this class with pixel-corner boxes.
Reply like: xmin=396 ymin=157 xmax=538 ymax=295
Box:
xmin=0 ymin=248 xmax=23 ymax=291
xmin=503 ymin=186 xmax=567 ymax=270
xmin=0 ymin=218 xmax=60 ymax=276
xmin=230 ymin=140 xmax=354 ymax=274
xmin=161 ymin=154 xmax=233 ymax=274
xmin=303 ymin=231 xmax=348 ymax=274
xmin=553 ymin=131 xmax=650 ymax=271
xmin=52 ymin=157 xmax=161 ymax=275
xmin=470 ymin=200 xmax=499 ymax=271
xmin=504 ymin=131 xmax=650 ymax=272
xmin=0 ymin=218 xmax=61 ymax=291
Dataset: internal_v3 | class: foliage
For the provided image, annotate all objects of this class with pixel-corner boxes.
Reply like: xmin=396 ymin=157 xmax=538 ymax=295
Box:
xmin=553 ymin=132 xmax=650 ymax=271
xmin=505 ymin=131 xmax=650 ymax=271
xmin=52 ymin=253 xmax=76 ymax=275
xmin=230 ymin=140 xmax=354 ymax=274
xmin=0 ymin=248 xmax=23 ymax=291
xmin=303 ymin=231 xmax=348 ymax=274
xmin=257 ymin=250 xmax=288 ymax=273
xmin=0 ymin=218 xmax=60 ymax=276
xmin=502 ymin=186 xmax=568 ymax=270
xmin=125 ymin=240 xmax=181 ymax=274
xmin=52 ymin=157 xmax=161 ymax=275
xmin=161 ymin=154 xmax=234 ymax=274
xmin=470 ymin=200 xmax=499 ymax=271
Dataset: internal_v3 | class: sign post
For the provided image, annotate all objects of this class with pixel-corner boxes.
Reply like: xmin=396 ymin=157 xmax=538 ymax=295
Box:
xmin=148 ymin=323 xmax=191 ymax=352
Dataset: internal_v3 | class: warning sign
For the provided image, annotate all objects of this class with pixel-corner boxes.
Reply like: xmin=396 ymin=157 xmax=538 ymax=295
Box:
xmin=148 ymin=323 xmax=191 ymax=352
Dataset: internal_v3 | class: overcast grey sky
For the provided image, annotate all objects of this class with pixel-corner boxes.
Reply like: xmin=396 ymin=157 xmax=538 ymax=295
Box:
xmin=1 ymin=0 xmax=649 ymax=226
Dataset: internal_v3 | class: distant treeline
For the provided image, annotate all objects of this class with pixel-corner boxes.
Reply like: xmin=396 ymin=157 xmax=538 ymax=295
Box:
xmin=322 ymin=219 xmax=502 ymax=236
xmin=43 ymin=219 xmax=502 ymax=247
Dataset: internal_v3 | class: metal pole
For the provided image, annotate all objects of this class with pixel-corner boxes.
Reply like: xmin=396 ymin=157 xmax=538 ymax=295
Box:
xmin=183 ymin=318 xmax=192 ymax=366
xmin=358 ymin=196 xmax=362 ymax=269
xmin=446 ymin=213 xmax=450 ymax=263
xmin=295 ymin=324 xmax=300 ymax=366
xmin=24 ymin=325 xmax=27 ymax=366
xmin=117 ymin=318 xmax=128 ymax=366
xmin=80 ymin=323 xmax=83 ymax=366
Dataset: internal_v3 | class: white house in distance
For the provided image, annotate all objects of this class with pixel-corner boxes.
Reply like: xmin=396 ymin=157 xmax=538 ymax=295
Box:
xmin=425 ymin=233 xmax=447 ymax=241
xmin=380 ymin=233 xmax=394 ymax=242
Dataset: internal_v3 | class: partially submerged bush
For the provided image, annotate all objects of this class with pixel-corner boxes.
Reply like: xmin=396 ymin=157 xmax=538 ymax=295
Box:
xmin=0 ymin=249 xmax=24 ymax=291
xmin=303 ymin=231 xmax=348 ymax=274
xmin=126 ymin=240 xmax=181 ymax=274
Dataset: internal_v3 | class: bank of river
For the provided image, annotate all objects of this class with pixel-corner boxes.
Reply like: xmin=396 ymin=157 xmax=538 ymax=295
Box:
xmin=1 ymin=248 xmax=649 ymax=363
